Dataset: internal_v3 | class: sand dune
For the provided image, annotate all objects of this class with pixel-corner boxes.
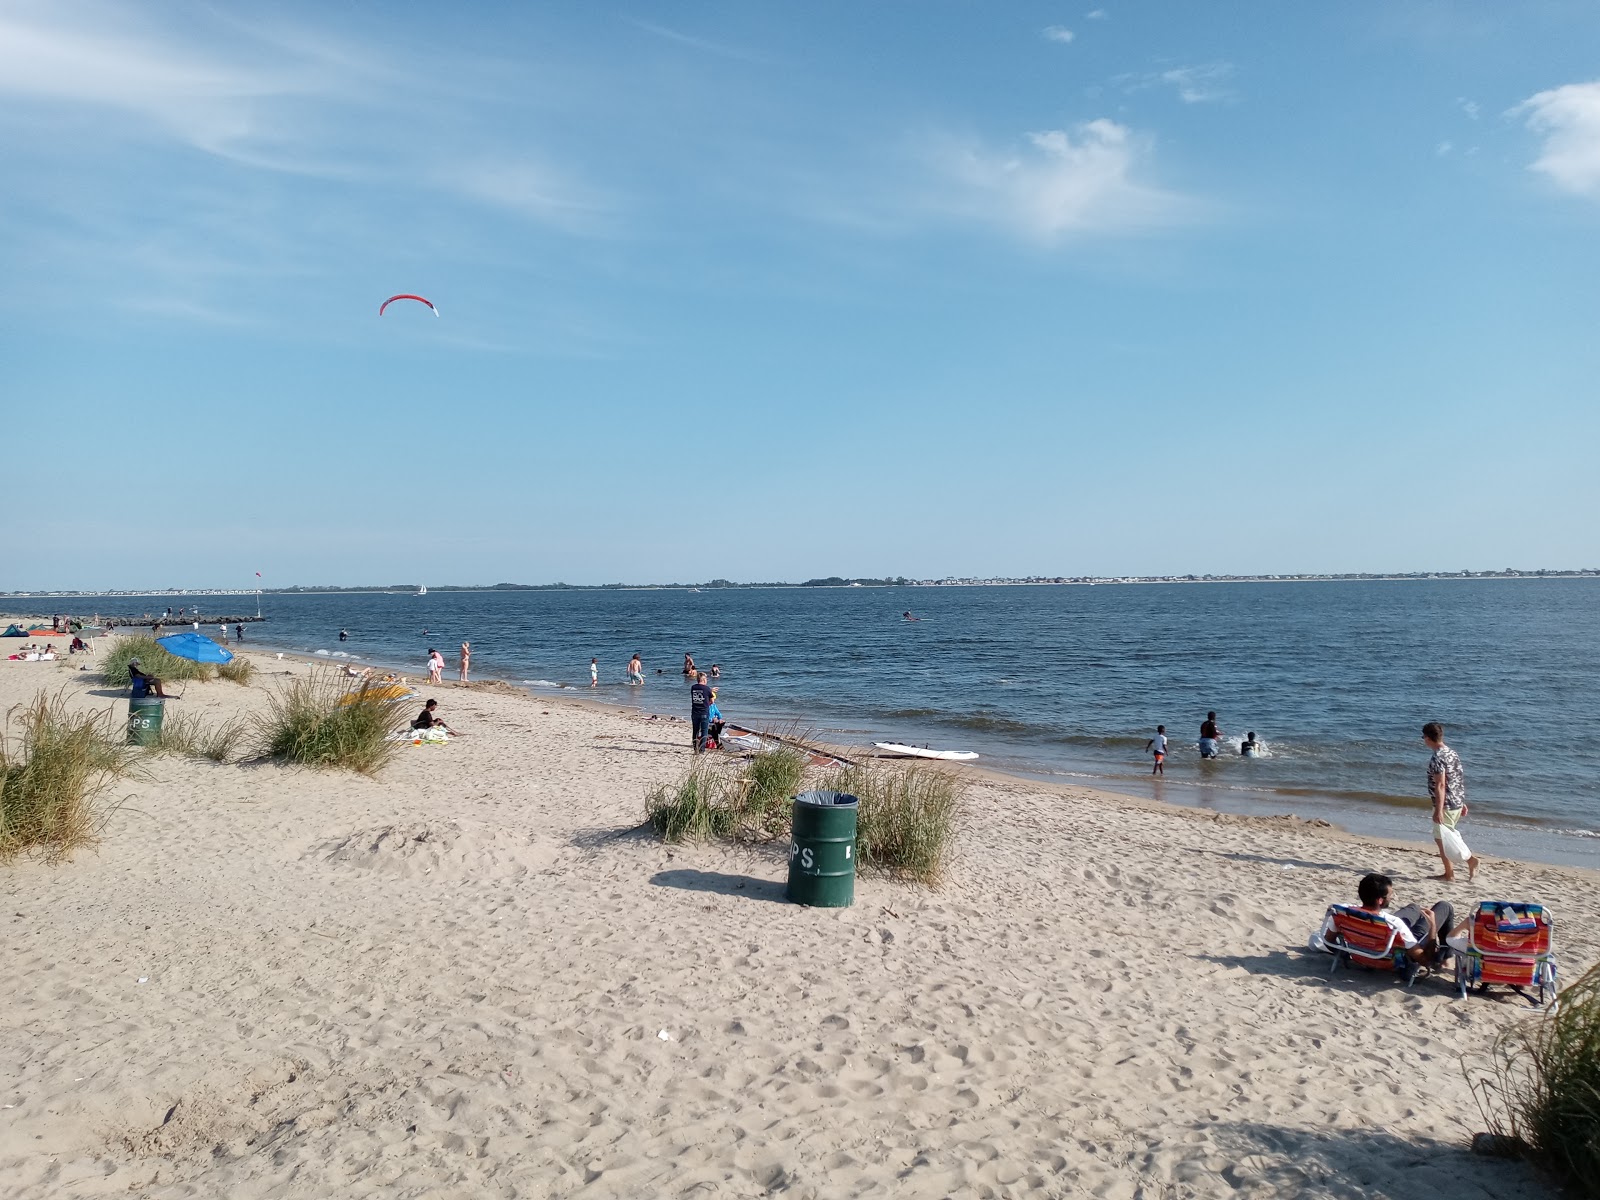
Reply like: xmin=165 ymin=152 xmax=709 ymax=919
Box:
xmin=3 ymin=644 xmax=1596 ymax=1198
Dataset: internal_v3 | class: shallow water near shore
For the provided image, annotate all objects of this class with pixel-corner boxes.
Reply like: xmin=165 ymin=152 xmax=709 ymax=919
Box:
xmin=46 ymin=578 xmax=1600 ymax=868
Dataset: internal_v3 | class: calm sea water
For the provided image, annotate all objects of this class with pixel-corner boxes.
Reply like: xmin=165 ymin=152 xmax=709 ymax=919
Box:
xmin=55 ymin=580 xmax=1600 ymax=868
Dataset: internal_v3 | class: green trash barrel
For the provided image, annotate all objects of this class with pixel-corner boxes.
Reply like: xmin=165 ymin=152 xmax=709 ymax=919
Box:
xmin=127 ymin=696 xmax=164 ymax=747
xmin=787 ymin=790 xmax=859 ymax=908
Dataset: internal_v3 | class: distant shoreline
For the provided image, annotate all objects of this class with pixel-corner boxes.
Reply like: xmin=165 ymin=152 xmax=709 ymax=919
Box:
xmin=7 ymin=571 xmax=1599 ymax=599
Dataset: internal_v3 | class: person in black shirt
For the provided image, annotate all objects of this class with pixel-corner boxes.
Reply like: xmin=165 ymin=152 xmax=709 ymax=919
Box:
xmin=127 ymin=659 xmax=170 ymax=699
xmin=411 ymin=699 xmax=456 ymax=735
xmin=689 ymin=672 xmax=713 ymax=752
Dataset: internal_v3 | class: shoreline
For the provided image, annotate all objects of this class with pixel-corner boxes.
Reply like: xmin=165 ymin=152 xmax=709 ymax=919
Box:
xmin=22 ymin=617 xmax=1598 ymax=875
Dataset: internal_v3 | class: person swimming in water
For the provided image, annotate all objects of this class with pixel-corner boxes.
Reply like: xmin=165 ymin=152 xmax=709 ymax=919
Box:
xmin=903 ymin=611 xmax=920 ymax=621
xmin=1241 ymin=732 xmax=1261 ymax=757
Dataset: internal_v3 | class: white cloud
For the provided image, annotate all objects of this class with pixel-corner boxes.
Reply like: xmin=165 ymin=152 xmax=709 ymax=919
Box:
xmin=1043 ymin=26 xmax=1075 ymax=44
xmin=1457 ymin=97 xmax=1480 ymax=120
xmin=1117 ymin=61 xmax=1235 ymax=105
xmin=1436 ymin=140 xmax=1453 ymax=156
xmin=927 ymin=119 xmax=1185 ymax=241
xmin=1086 ymin=9 xmax=1109 ymax=19
xmin=1517 ymin=81 xmax=1600 ymax=197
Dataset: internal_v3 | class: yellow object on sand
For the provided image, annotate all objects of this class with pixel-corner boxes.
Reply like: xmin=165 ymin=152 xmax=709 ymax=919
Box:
xmin=339 ymin=684 xmax=415 ymax=704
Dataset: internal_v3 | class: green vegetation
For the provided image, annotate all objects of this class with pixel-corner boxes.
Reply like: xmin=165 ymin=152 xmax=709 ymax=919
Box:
xmin=217 ymin=657 xmax=255 ymax=686
xmin=1473 ymin=960 xmax=1600 ymax=1196
xmin=254 ymin=673 xmax=410 ymax=774
xmin=821 ymin=763 xmax=960 ymax=885
xmin=644 ymin=742 xmax=961 ymax=886
xmin=148 ymin=710 xmax=248 ymax=763
xmin=0 ymin=692 xmax=134 ymax=864
xmin=645 ymin=760 xmax=741 ymax=842
xmin=101 ymin=636 xmax=216 ymax=688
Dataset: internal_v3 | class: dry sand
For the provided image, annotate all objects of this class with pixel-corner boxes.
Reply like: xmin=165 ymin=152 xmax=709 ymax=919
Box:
xmin=3 ymin=636 xmax=1597 ymax=1199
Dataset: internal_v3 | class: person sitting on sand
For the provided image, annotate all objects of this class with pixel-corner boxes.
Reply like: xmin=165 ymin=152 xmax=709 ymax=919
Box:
xmin=1320 ymin=872 xmax=1455 ymax=965
xmin=127 ymin=658 xmax=170 ymax=699
xmin=412 ymin=699 xmax=457 ymax=735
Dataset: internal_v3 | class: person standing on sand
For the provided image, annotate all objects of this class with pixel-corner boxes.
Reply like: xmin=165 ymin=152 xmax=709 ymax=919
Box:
xmin=590 ymin=657 xmax=599 ymax=687
xmin=1145 ymin=726 xmax=1167 ymax=775
xmin=1424 ymin=722 xmax=1480 ymax=882
xmin=1199 ymin=711 xmax=1223 ymax=759
xmin=459 ymin=641 xmax=470 ymax=683
xmin=689 ymin=671 xmax=713 ymax=752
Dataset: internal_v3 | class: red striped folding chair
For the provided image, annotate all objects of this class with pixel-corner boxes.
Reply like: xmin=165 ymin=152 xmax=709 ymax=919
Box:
xmin=1454 ymin=902 xmax=1556 ymax=1005
xmin=1322 ymin=905 xmax=1422 ymax=988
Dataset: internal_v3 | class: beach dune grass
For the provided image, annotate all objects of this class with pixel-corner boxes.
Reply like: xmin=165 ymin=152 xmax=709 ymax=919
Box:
xmin=255 ymin=672 xmax=411 ymax=774
xmin=150 ymin=710 xmax=249 ymax=763
xmin=1475 ymin=959 xmax=1600 ymax=1196
xmin=101 ymin=636 xmax=217 ymax=688
xmin=0 ymin=692 xmax=134 ymax=864
xmin=217 ymin=657 xmax=254 ymax=686
xmin=645 ymin=761 xmax=739 ymax=841
xmin=822 ymin=762 xmax=960 ymax=885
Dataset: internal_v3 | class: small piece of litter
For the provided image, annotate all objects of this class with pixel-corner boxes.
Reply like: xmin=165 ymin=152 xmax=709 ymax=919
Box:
xmin=657 ymin=1030 xmax=673 ymax=1041
xmin=1281 ymin=864 xmax=1296 ymax=870
xmin=137 ymin=977 xmax=148 ymax=984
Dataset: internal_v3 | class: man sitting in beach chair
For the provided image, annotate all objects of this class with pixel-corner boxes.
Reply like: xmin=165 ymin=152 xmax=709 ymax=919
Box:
xmin=1451 ymin=901 xmax=1557 ymax=1005
xmin=1318 ymin=873 xmax=1454 ymax=986
xmin=127 ymin=658 xmax=170 ymax=699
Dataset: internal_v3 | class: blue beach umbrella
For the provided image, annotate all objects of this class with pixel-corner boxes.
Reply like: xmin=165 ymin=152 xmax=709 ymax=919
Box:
xmin=157 ymin=632 xmax=235 ymax=664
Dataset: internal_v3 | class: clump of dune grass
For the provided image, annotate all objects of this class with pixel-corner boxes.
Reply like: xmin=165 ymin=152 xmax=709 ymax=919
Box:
xmin=101 ymin=636 xmax=216 ymax=688
xmin=217 ymin=657 xmax=254 ymax=686
xmin=148 ymin=710 xmax=249 ymax=764
xmin=254 ymin=672 xmax=411 ymax=774
xmin=0 ymin=692 xmax=135 ymax=864
xmin=646 ymin=761 xmax=740 ymax=842
xmin=738 ymin=741 xmax=808 ymax=831
xmin=1470 ymin=960 xmax=1600 ymax=1195
xmin=821 ymin=762 xmax=960 ymax=885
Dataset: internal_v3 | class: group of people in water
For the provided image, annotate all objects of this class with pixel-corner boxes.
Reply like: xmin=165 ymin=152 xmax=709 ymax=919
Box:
xmin=1145 ymin=712 xmax=1262 ymax=774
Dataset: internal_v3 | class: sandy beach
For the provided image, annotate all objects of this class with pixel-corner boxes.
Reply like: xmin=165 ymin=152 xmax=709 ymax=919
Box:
xmin=3 ymin=635 xmax=1597 ymax=1199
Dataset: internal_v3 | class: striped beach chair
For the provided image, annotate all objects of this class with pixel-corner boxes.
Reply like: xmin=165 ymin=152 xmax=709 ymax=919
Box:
xmin=1454 ymin=901 xmax=1556 ymax=1005
xmin=1322 ymin=905 xmax=1422 ymax=988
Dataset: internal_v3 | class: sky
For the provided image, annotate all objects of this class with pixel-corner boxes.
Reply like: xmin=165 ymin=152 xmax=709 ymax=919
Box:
xmin=3 ymin=0 xmax=1599 ymax=590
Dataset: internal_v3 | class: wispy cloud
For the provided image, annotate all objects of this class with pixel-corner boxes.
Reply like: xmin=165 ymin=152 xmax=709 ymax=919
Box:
xmin=923 ymin=119 xmax=1187 ymax=241
xmin=1457 ymin=97 xmax=1480 ymax=120
xmin=628 ymin=18 xmax=766 ymax=63
xmin=1516 ymin=81 xmax=1600 ymax=197
xmin=1043 ymin=26 xmax=1075 ymax=44
xmin=1117 ymin=61 xmax=1236 ymax=105
xmin=1086 ymin=9 xmax=1109 ymax=19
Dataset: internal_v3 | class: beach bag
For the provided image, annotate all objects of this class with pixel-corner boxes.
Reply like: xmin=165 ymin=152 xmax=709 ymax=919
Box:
xmin=1435 ymin=820 xmax=1472 ymax=867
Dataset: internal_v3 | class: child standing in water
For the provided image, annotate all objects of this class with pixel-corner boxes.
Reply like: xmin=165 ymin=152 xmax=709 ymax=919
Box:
xmin=1145 ymin=726 xmax=1168 ymax=775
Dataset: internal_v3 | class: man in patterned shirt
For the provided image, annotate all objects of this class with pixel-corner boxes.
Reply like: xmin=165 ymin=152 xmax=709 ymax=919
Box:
xmin=1424 ymin=722 xmax=1479 ymax=882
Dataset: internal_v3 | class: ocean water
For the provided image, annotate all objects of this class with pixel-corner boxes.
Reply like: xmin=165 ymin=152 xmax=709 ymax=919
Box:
xmin=53 ymin=579 xmax=1600 ymax=868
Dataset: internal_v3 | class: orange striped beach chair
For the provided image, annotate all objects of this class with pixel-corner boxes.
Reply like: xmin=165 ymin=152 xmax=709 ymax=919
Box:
xmin=1454 ymin=901 xmax=1556 ymax=1005
xmin=1321 ymin=905 xmax=1422 ymax=988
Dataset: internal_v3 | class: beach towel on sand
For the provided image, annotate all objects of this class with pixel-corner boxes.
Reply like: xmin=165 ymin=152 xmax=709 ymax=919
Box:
xmin=389 ymin=727 xmax=451 ymax=745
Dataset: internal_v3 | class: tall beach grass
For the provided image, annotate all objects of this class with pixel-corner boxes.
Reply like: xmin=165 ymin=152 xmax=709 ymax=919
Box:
xmin=0 ymin=692 xmax=134 ymax=864
xmin=148 ymin=710 xmax=249 ymax=764
xmin=255 ymin=672 xmax=411 ymax=774
xmin=822 ymin=762 xmax=960 ymax=885
xmin=101 ymin=636 xmax=217 ymax=688
xmin=1472 ymin=960 xmax=1600 ymax=1196
xmin=217 ymin=657 xmax=255 ymax=686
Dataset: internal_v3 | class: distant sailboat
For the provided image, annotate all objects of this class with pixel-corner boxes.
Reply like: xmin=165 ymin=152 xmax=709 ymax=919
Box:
xmin=417 ymin=585 xmax=427 ymax=596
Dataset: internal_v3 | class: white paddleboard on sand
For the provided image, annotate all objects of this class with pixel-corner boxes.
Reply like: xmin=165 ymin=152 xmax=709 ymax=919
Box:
xmin=874 ymin=742 xmax=979 ymax=762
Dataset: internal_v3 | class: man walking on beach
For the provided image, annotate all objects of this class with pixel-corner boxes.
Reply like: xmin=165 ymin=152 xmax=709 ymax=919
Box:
xmin=1199 ymin=712 xmax=1222 ymax=759
xmin=689 ymin=671 xmax=713 ymax=752
xmin=1424 ymin=722 xmax=1479 ymax=881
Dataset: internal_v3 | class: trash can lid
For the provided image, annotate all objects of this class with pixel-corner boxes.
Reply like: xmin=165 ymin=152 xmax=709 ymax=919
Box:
xmin=793 ymin=790 xmax=858 ymax=807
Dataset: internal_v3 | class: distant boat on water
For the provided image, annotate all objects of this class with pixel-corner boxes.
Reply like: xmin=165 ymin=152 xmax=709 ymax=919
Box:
xmin=417 ymin=585 xmax=427 ymax=596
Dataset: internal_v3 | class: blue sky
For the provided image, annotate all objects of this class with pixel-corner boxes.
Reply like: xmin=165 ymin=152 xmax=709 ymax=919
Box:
xmin=3 ymin=1 xmax=1599 ymax=589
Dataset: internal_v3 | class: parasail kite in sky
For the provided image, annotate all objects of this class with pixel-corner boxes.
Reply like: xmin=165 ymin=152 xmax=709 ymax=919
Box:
xmin=379 ymin=294 xmax=438 ymax=317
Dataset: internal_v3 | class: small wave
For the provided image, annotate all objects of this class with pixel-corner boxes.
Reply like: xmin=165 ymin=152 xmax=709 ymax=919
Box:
xmin=312 ymin=649 xmax=331 ymax=656
xmin=522 ymin=679 xmax=573 ymax=689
